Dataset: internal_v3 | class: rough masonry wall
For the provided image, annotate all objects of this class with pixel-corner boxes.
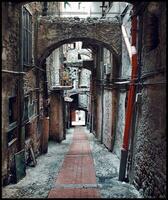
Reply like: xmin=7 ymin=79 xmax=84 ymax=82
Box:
xmin=78 ymin=68 xmax=91 ymax=110
xmin=49 ymin=91 xmax=64 ymax=142
xmin=130 ymin=3 xmax=166 ymax=198
xmin=22 ymin=3 xmax=46 ymax=161
xmin=46 ymin=48 xmax=60 ymax=89
xmin=102 ymin=90 xmax=113 ymax=150
xmin=95 ymin=47 xmax=103 ymax=141
xmin=2 ymin=3 xmax=21 ymax=180
xmin=37 ymin=17 xmax=121 ymax=65
xmin=113 ymin=39 xmax=131 ymax=158
xmin=113 ymin=5 xmax=132 ymax=158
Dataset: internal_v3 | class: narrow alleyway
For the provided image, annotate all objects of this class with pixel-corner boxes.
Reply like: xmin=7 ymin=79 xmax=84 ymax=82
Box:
xmin=2 ymin=126 xmax=141 ymax=198
xmin=2 ymin=2 xmax=166 ymax=198
xmin=48 ymin=126 xmax=100 ymax=198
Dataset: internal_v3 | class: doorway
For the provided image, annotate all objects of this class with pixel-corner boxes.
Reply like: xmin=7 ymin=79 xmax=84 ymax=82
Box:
xmin=71 ymin=110 xmax=86 ymax=126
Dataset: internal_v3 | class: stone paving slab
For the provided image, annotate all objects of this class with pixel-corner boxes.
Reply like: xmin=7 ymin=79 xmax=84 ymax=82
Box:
xmin=48 ymin=188 xmax=100 ymax=198
xmin=53 ymin=183 xmax=98 ymax=189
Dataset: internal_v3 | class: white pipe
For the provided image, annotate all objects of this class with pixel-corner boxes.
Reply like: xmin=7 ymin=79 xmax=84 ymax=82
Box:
xmin=2 ymin=69 xmax=26 ymax=75
xmin=121 ymin=25 xmax=132 ymax=61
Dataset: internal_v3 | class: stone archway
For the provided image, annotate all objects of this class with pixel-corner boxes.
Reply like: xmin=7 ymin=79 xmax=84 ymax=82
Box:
xmin=36 ymin=17 xmax=122 ymax=66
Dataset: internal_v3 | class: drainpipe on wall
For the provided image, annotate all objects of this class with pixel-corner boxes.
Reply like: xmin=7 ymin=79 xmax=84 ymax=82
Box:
xmin=41 ymin=61 xmax=49 ymax=154
xmin=100 ymin=47 xmax=104 ymax=144
xmin=119 ymin=7 xmax=138 ymax=181
xmin=18 ymin=6 xmax=25 ymax=151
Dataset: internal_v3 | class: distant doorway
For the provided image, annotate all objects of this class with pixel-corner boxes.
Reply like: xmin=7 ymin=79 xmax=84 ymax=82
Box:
xmin=71 ymin=110 xmax=86 ymax=126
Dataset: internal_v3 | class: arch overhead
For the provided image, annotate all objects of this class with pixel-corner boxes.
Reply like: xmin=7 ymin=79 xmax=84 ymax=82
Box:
xmin=37 ymin=17 xmax=122 ymax=66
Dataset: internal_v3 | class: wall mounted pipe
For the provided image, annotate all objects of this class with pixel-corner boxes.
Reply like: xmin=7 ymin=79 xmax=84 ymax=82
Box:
xmin=119 ymin=10 xmax=138 ymax=181
xmin=121 ymin=25 xmax=132 ymax=61
xmin=17 ymin=6 xmax=25 ymax=151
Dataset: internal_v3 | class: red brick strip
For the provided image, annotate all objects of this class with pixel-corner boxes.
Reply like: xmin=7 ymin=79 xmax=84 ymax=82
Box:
xmin=48 ymin=127 xmax=101 ymax=198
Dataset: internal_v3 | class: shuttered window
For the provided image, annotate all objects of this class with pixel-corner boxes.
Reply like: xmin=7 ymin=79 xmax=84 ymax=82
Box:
xmin=22 ymin=7 xmax=32 ymax=66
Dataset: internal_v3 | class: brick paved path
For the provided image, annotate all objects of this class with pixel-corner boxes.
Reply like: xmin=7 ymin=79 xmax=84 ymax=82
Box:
xmin=48 ymin=127 xmax=101 ymax=198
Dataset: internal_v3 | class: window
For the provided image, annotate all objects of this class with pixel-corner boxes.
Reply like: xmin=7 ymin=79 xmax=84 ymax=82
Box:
xmin=22 ymin=7 xmax=32 ymax=66
xmin=8 ymin=96 xmax=17 ymax=124
xmin=145 ymin=13 xmax=159 ymax=52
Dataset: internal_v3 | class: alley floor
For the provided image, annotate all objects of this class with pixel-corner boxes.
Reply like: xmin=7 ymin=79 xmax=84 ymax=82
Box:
xmin=2 ymin=127 xmax=142 ymax=198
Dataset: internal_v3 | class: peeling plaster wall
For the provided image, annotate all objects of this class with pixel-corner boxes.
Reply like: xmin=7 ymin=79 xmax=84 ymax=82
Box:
xmin=113 ymin=4 xmax=132 ymax=159
xmin=78 ymin=68 xmax=91 ymax=110
xmin=102 ymin=90 xmax=113 ymax=150
xmin=49 ymin=91 xmax=64 ymax=142
xmin=79 ymin=68 xmax=91 ymax=87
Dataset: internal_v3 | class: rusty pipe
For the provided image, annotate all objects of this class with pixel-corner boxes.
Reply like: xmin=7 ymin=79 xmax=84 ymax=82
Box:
xmin=119 ymin=10 xmax=138 ymax=181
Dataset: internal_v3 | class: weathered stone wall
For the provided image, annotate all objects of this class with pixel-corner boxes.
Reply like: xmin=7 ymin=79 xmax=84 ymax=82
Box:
xmin=2 ymin=2 xmax=21 ymax=182
xmin=78 ymin=68 xmax=91 ymax=110
xmin=78 ymin=94 xmax=88 ymax=110
xmin=49 ymin=91 xmax=64 ymax=142
xmin=129 ymin=2 xmax=166 ymax=198
xmin=46 ymin=53 xmax=53 ymax=90
xmin=95 ymin=47 xmax=103 ymax=141
xmin=113 ymin=4 xmax=132 ymax=158
xmin=95 ymin=88 xmax=103 ymax=142
xmin=2 ymin=3 xmax=20 ymax=71
xmin=23 ymin=3 xmax=45 ymax=161
xmin=37 ymin=17 xmax=121 ymax=65
xmin=102 ymin=90 xmax=113 ymax=150
xmin=1 ymin=2 xmax=45 ymax=184
xmin=46 ymin=48 xmax=61 ymax=89
xmin=113 ymin=38 xmax=131 ymax=158
xmin=101 ymin=48 xmax=113 ymax=150
xmin=47 ymin=2 xmax=60 ymax=16
xmin=79 ymin=68 xmax=91 ymax=87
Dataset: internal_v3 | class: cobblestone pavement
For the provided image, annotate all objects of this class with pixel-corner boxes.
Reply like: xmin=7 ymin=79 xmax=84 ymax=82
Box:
xmin=85 ymin=127 xmax=142 ymax=198
xmin=2 ymin=129 xmax=74 ymax=198
xmin=2 ymin=127 xmax=142 ymax=198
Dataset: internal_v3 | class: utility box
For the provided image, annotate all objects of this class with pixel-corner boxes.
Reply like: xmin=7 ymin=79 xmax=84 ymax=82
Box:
xmin=14 ymin=149 xmax=26 ymax=183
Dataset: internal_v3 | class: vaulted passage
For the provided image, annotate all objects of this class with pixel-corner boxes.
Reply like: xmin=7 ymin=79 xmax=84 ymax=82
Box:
xmin=37 ymin=17 xmax=121 ymax=65
xmin=2 ymin=1 xmax=166 ymax=199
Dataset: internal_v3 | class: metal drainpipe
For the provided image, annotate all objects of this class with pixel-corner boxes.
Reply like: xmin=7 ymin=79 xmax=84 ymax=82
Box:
xmin=119 ymin=7 xmax=138 ymax=181
xmin=43 ymin=61 xmax=49 ymax=117
xmin=18 ymin=5 xmax=25 ymax=151
xmin=100 ymin=47 xmax=104 ymax=144
xmin=126 ymin=15 xmax=143 ymax=180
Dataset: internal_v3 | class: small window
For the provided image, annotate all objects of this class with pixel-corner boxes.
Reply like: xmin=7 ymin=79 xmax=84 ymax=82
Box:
xmin=145 ymin=13 xmax=159 ymax=52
